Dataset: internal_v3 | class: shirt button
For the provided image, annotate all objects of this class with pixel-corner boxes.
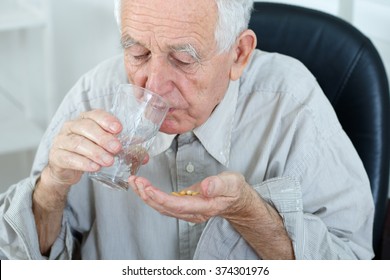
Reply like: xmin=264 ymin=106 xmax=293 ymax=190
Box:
xmin=186 ymin=162 xmax=195 ymax=173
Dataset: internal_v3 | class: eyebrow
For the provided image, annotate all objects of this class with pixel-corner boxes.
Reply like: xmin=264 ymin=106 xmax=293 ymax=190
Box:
xmin=120 ymin=35 xmax=201 ymax=63
xmin=120 ymin=35 xmax=138 ymax=49
xmin=170 ymin=43 xmax=201 ymax=63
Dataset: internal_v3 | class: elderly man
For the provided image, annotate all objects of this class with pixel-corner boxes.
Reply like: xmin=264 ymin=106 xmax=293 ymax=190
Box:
xmin=0 ymin=0 xmax=374 ymax=259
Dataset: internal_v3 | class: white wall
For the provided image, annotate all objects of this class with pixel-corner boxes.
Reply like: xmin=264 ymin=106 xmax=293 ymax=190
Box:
xmin=0 ymin=0 xmax=120 ymax=192
xmin=47 ymin=0 xmax=121 ymax=116
xmin=1 ymin=0 xmax=389 ymax=197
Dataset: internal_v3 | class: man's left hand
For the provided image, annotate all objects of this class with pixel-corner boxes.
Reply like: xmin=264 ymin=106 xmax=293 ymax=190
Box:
xmin=128 ymin=171 xmax=255 ymax=223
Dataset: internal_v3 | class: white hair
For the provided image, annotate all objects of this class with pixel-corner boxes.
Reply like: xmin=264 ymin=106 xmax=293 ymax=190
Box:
xmin=114 ymin=0 xmax=254 ymax=53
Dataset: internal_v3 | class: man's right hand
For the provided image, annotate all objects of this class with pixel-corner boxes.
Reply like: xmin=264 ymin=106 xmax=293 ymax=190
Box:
xmin=35 ymin=109 xmax=123 ymax=207
xmin=32 ymin=109 xmax=122 ymax=255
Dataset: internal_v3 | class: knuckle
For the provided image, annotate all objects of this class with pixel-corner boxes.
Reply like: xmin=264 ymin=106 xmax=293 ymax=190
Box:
xmin=49 ymin=148 xmax=60 ymax=166
xmin=50 ymin=149 xmax=72 ymax=170
xmin=69 ymin=134 xmax=86 ymax=153
xmin=61 ymin=153 xmax=75 ymax=169
xmin=61 ymin=120 xmax=73 ymax=134
xmin=83 ymin=109 xmax=110 ymax=122
xmin=79 ymin=112 xmax=87 ymax=119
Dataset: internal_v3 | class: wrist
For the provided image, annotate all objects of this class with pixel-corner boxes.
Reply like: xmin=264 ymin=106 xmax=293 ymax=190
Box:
xmin=33 ymin=167 xmax=71 ymax=211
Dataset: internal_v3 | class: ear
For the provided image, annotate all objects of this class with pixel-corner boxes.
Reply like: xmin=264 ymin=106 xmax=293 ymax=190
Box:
xmin=229 ymin=29 xmax=257 ymax=81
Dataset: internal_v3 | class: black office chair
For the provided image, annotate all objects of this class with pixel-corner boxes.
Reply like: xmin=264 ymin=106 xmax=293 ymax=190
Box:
xmin=248 ymin=2 xmax=390 ymax=259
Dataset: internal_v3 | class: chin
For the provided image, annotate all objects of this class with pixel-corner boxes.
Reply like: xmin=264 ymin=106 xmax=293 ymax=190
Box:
xmin=159 ymin=122 xmax=178 ymax=135
xmin=159 ymin=111 xmax=195 ymax=135
xmin=159 ymin=121 xmax=193 ymax=135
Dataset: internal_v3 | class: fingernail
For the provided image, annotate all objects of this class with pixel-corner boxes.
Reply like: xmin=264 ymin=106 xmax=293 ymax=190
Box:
xmin=108 ymin=140 xmax=120 ymax=152
xmin=109 ymin=122 xmax=120 ymax=132
xmin=136 ymin=182 xmax=144 ymax=190
xmin=207 ymin=180 xmax=215 ymax=196
xmin=146 ymin=190 xmax=154 ymax=199
xmin=101 ymin=154 xmax=113 ymax=165
xmin=90 ymin=162 xmax=100 ymax=171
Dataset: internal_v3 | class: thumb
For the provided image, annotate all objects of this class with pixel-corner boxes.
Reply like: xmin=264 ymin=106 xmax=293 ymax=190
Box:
xmin=202 ymin=172 xmax=247 ymax=198
xmin=201 ymin=174 xmax=230 ymax=198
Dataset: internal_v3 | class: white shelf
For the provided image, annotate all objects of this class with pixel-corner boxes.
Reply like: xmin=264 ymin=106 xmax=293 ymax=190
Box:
xmin=0 ymin=89 xmax=44 ymax=155
xmin=0 ymin=5 xmax=46 ymax=32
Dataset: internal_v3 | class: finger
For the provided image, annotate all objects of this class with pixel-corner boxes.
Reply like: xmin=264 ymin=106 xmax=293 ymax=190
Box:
xmin=63 ymin=116 xmax=122 ymax=155
xmin=134 ymin=178 xmax=148 ymax=200
xmin=129 ymin=176 xmax=171 ymax=207
xmin=79 ymin=109 xmax=122 ymax=134
xmin=55 ymin=133 xmax=115 ymax=167
xmin=201 ymin=172 xmax=245 ymax=198
xmin=50 ymin=148 xmax=101 ymax=172
xmin=128 ymin=176 xmax=139 ymax=195
xmin=146 ymin=190 xmax=214 ymax=221
xmin=132 ymin=178 xmax=216 ymax=216
xmin=128 ymin=175 xmax=152 ymax=199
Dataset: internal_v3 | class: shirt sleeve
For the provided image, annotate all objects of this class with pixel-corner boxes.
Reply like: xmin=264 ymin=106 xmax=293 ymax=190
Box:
xmin=195 ymin=123 xmax=374 ymax=260
xmin=0 ymin=177 xmax=75 ymax=259
xmin=254 ymin=122 xmax=375 ymax=260
xmin=194 ymin=173 xmax=374 ymax=260
xmin=255 ymin=174 xmax=374 ymax=260
xmin=195 ymin=53 xmax=375 ymax=260
xmin=0 ymin=73 xmax=93 ymax=260
xmin=0 ymin=178 xmax=41 ymax=259
xmin=260 ymin=75 xmax=376 ymax=259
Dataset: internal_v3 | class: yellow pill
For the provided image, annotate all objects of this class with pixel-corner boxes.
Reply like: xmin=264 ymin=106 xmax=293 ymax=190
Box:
xmin=172 ymin=190 xmax=199 ymax=196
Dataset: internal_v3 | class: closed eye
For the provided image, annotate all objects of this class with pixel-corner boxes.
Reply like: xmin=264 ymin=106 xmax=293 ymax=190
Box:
xmin=126 ymin=51 xmax=151 ymax=65
xmin=169 ymin=54 xmax=199 ymax=73
xmin=174 ymin=58 xmax=192 ymax=66
xmin=134 ymin=53 xmax=150 ymax=61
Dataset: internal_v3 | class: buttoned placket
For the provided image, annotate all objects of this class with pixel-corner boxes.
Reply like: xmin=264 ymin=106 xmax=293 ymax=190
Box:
xmin=170 ymin=132 xmax=207 ymax=259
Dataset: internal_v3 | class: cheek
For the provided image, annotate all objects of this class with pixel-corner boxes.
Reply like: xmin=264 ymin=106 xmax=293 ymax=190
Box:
xmin=123 ymin=57 xmax=145 ymax=85
xmin=198 ymin=73 xmax=230 ymax=108
xmin=182 ymin=65 xmax=230 ymax=117
xmin=187 ymin=90 xmax=223 ymax=126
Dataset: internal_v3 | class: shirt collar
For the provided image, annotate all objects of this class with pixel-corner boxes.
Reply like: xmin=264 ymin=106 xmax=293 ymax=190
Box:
xmin=149 ymin=80 xmax=239 ymax=166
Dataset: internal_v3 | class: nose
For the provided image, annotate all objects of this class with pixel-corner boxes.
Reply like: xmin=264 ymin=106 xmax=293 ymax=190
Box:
xmin=144 ymin=57 xmax=174 ymax=98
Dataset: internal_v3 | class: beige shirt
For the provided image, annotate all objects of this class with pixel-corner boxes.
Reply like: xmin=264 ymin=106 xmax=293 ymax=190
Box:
xmin=0 ymin=50 xmax=375 ymax=259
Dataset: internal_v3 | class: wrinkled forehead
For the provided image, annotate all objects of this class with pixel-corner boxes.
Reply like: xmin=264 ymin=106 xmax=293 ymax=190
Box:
xmin=120 ymin=0 xmax=219 ymax=52
xmin=120 ymin=0 xmax=218 ymax=35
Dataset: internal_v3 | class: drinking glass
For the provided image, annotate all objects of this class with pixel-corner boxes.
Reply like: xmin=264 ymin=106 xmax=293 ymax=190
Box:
xmin=89 ymin=84 xmax=169 ymax=190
